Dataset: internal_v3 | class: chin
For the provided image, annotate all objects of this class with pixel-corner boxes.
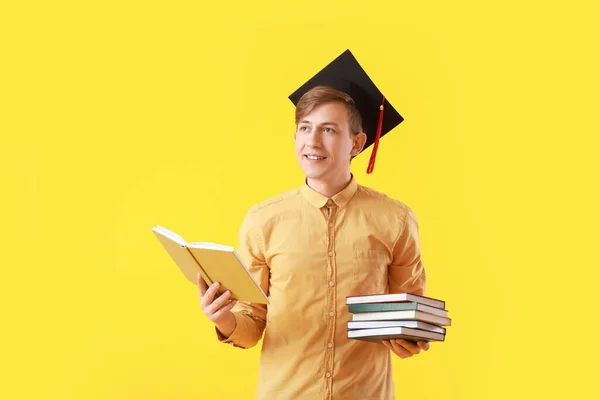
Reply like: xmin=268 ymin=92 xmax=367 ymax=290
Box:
xmin=299 ymin=164 xmax=329 ymax=180
xmin=304 ymin=171 xmax=328 ymax=180
xmin=300 ymin=168 xmax=323 ymax=179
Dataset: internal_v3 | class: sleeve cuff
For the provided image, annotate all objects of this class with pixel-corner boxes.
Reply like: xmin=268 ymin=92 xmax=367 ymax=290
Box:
xmin=215 ymin=312 xmax=251 ymax=348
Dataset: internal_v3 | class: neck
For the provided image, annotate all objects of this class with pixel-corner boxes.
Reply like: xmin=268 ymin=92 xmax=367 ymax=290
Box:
xmin=306 ymin=171 xmax=353 ymax=198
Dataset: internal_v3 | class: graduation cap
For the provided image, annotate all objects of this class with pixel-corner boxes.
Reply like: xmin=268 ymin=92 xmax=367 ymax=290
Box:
xmin=288 ymin=49 xmax=404 ymax=174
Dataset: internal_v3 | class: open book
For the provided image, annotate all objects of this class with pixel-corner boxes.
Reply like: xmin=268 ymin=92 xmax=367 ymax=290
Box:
xmin=151 ymin=225 xmax=269 ymax=304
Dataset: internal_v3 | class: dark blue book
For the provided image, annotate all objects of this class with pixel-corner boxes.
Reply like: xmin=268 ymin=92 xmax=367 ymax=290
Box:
xmin=348 ymin=302 xmax=448 ymax=318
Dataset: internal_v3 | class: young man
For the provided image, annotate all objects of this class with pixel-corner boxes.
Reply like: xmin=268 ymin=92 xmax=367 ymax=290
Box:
xmin=198 ymin=50 xmax=428 ymax=399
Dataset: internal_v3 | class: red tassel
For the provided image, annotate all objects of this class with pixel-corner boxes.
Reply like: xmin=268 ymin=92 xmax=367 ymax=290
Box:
xmin=366 ymin=95 xmax=385 ymax=174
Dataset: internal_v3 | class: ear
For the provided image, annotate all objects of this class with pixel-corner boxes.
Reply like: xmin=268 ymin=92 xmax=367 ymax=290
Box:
xmin=351 ymin=132 xmax=367 ymax=156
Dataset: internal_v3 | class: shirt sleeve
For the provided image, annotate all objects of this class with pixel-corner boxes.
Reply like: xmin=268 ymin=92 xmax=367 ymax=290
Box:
xmin=215 ymin=208 xmax=269 ymax=349
xmin=388 ymin=207 xmax=426 ymax=296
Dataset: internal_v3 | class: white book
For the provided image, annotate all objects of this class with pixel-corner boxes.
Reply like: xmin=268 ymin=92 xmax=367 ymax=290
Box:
xmin=348 ymin=327 xmax=445 ymax=343
xmin=347 ymin=320 xmax=446 ymax=334
xmin=351 ymin=310 xmax=451 ymax=326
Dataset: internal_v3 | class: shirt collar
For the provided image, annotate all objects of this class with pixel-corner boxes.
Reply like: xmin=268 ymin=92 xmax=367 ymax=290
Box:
xmin=300 ymin=175 xmax=358 ymax=209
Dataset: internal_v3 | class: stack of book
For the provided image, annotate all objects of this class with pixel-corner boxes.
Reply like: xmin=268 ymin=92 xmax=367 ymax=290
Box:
xmin=346 ymin=293 xmax=451 ymax=343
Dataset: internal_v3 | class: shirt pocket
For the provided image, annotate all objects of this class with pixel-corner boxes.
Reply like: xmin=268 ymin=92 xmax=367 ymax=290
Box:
xmin=352 ymin=249 xmax=390 ymax=295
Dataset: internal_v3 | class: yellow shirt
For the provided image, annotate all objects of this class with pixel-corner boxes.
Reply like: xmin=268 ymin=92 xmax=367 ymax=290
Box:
xmin=217 ymin=176 xmax=426 ymax=400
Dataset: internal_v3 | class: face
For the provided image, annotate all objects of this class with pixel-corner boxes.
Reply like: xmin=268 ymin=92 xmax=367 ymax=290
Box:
xmin=294 ymin=102 xmax=366 ymax=183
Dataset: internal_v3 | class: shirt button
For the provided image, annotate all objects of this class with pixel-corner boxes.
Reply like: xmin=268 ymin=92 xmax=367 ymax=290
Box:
xmin=328 ymin=343 xmax=333 ymax=348
xmin=329 ymin=311 xmax=335 ymax=317
xmin=329 ymin=281 xmax=335 ymax=287
xmin=329 ymin=223 xmax=334 ymax=228
xmin=326 ymin=372 xmax=331 ymax=378
xmin=328 ymin=251 xmax=333 ymax=257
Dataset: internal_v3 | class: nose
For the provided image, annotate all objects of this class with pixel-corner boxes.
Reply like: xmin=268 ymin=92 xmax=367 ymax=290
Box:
xmin=305 ymin=127 xmax=322 ymax=148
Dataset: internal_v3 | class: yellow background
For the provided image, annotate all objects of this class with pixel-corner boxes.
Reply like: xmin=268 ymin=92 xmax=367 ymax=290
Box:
xmin=1 ymin=1 xmax=599 ymax=398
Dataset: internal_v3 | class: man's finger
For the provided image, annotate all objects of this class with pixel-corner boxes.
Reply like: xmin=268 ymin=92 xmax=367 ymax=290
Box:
xmin=212 ymin=299 xmax=237 ymax=321
xmin=204 ymin=290 xmax=232 ymax=315
xmin=197 ymin=273 xmax=208 ymax=296
xmin=202 ymin=281 xmax=221 ymax=306
xmin=417 ymin=341 xmax=430 ymax=351
xmin=389 ymin=340 xmax=412 ymax=358
xmin=396 ymin=339 xmax=420 ymax=355
xmin=383 ymin=340 xmax=404 ymax=357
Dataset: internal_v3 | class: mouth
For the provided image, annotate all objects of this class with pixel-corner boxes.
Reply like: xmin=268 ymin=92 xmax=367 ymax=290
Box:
xmin=304 ymin=154 xmax=327 ymax=161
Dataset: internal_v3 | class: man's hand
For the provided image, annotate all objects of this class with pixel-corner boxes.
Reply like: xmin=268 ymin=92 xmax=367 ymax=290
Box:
xmin=197 ymin=273 xmax=237 ymax=337
xmin=382 ymin=339 xmax=430 ymax=359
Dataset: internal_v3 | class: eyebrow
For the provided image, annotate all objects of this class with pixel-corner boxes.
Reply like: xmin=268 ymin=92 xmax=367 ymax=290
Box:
xmin=298 ymin=121 xmax=340 ymax=127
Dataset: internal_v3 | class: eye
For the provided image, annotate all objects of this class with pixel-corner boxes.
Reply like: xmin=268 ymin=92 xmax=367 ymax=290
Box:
xmin=299 ymin=125 xmax=308 ymax=132
xmin=324 ymin=127 xmax=334 ymax=133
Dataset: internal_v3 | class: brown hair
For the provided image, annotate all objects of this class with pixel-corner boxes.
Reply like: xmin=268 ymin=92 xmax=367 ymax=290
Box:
xmin=294 ymin=86 xmax=363 ymax=135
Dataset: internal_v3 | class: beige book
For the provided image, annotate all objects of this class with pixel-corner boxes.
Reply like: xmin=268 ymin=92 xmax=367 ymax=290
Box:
xmin=151 ymin=225 xmax=269 ymax=304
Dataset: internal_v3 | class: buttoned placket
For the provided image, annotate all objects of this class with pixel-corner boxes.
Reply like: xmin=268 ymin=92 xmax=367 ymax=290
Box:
xmin=323 ymin=199 xmax=337 ymax=398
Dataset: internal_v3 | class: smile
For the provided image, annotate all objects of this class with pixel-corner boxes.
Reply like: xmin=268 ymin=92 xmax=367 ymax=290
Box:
xmin=305 ymin=155 xmax=327 ymax=160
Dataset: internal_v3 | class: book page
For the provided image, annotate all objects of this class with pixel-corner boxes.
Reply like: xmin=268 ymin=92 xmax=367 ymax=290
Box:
xmin=153 ymin=225 xmax=187 ymax=246
xmin=187 ymin=242 xmax=233 ymax=251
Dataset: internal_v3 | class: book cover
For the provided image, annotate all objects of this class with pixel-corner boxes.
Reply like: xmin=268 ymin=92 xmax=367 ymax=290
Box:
xmin=348 ymin=302 xmax=448 ymax=318
xmin=347 ymin=320 xmax=446 ymax=334
xmin=152 ymin=225 xmax=269 ymax=304
xmin=346 ymin=293 xmax=445 ymax=309
xmin=348 ymin=326 xmax=445 ymax=343
xmin=351 ymin=310 xmax=451 ymax=326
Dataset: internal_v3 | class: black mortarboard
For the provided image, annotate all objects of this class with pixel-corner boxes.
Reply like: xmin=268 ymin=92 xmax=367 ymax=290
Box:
xmin=288 ymin=49 xmax=404 ymax=173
